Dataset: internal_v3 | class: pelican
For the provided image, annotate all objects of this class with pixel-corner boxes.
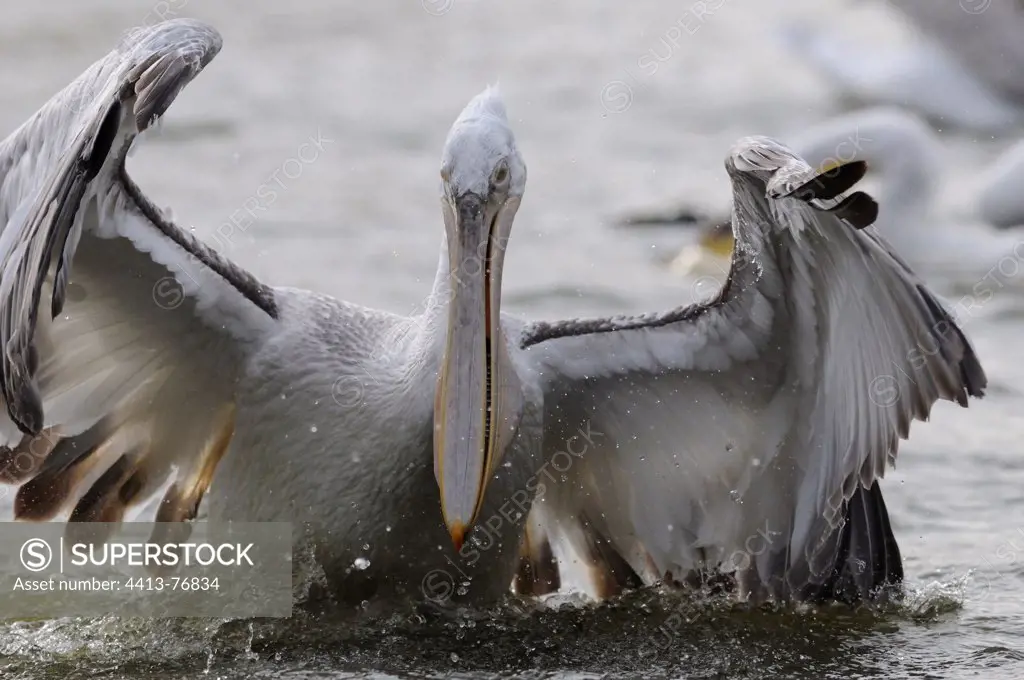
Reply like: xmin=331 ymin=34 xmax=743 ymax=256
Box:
xmin=658 ymin=108 xmax=1024 ymax=284
xmin=773 ymin=4 xmax=1024 ymax=231
xmin=776 ymin=11 xmax=1024 ymax=134
xmin=884 ymin=0 xmax=1024 ymax=113
xmin=0 ymin=19 xmax=986 ymax=610
xmin=977 ymin=138 xmax=1024 ymax=230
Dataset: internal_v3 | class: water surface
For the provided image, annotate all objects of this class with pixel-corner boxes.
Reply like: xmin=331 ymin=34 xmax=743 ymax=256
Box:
xmin=1 ymin=1 xmax=1023 ymax=678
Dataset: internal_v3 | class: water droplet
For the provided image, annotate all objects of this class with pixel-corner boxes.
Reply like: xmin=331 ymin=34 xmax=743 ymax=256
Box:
xmin=362 ymin=543 xmax=370 ymax=550
xmin=310 ymin=425 xmax=318 ymax=433
xmin=751 ymin=457 xmax=761 ymax=467
xmin=450 ymin=653 xmax=460 ymax=663
xmin=725 ymin=443 xmax=734 ymax=452
xmin=385 ymin=525 xmax=392 ymax=533
xmin=353 ymin=557 xmax=370 ymax=570
xmin=503 ymin=461 xmax=512 ymax=468
xmin=729 ymin=490 xmax=742 ymax=503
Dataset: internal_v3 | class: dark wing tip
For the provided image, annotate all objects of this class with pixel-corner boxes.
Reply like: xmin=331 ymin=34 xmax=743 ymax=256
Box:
xmin=82 ymin=100 xmax=123 ymax=182
xmin=789 ymin=160 xmax=869 ymax=202
xmin=962 ymin=354 xmax=987 ymax=399
xmin=799 ymin=481 xmax=904 ymax=605
xmin=5 ymin=378 xmax=43 ymax=435
xmin=827 ymin=191 xmax=879 ymax=230
xmin=771 ymin=160 xmax=869 ymax=203
xmin=952 ymin=323 xmax=987 ymax=402
xmin=909 ymin=284 xmax=987 ymax=411
xmin=1 ymin=339 xmax=43 ymax=434
xmin=786 ymin=481 xmax=903 ymax=606
xmin=914 ymin=283 xmax=988 ymax=406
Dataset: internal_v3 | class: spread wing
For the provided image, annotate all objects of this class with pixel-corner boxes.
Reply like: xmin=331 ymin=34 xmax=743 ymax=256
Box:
xmin=0 ymin=19 xmax=278 ymax=545
xmin=521 ymin=140 xmax=985 ymax=602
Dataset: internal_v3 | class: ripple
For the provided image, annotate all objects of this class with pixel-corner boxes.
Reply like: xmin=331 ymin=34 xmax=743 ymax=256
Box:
xmin=968 ymin=645 xmax=1024 ymax=666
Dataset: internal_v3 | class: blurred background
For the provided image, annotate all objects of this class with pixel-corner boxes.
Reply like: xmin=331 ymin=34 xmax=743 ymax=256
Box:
xmin=3 ymin=1 xmax=1024 ymax=678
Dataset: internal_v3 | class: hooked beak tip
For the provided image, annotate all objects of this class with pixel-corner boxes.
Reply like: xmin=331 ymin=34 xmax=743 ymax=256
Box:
xmin=449 ymin=522 xmax=466 ymax=552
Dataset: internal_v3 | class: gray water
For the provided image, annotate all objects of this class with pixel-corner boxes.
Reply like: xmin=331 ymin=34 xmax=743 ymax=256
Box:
xmin=2 ymin=1 xmax=1024 ymax=678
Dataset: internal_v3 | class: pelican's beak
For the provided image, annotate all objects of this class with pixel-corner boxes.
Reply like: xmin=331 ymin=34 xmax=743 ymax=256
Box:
xmin=817 ymin=158 xmax=845 ymax=175
xmin=698 ymin=222 xmax=734 ymax=258
xmin=435 ymin=191 xmax=514 ymax=550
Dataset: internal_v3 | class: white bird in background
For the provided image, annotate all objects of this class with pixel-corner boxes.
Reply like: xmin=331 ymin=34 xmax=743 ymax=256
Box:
xmin=825 ymin=0 xmax=1024 ymax=228
xmin=884 ymin=0 xmax=1024 ymax=114
xmin=776 ymin=8 xmax=1024 ymax=135
xmin=0 ymin=19 xmax=985 ymax=610
xmin=663 ymin=107 xmax=1024 ymax=283
xmin=976 ymin=138 xmax=1024 ymax=230
xmin=776 ymin=0 xmax=1024 ymax=229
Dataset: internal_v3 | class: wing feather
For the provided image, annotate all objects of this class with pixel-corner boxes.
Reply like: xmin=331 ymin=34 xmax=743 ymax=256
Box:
xmin=0 ymin=20 xmax=276 ymax=544
xmin=521 ymin=138 xmax=985 ymax=602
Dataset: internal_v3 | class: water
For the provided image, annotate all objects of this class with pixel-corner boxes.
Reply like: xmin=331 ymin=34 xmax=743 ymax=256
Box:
xmin=2 ymin=0 xmax=1024 ymax=677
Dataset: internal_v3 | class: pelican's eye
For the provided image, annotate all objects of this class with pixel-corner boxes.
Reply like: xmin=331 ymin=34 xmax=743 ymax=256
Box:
xmin=493 ymin=163 xmax=509 ymax=185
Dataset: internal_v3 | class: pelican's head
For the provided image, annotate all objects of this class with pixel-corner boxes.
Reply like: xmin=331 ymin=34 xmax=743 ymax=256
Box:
xmin=434 ymin=86 xmax=526 ymax=550
xmin=439 ymin=86 xmax=527 ymax=207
